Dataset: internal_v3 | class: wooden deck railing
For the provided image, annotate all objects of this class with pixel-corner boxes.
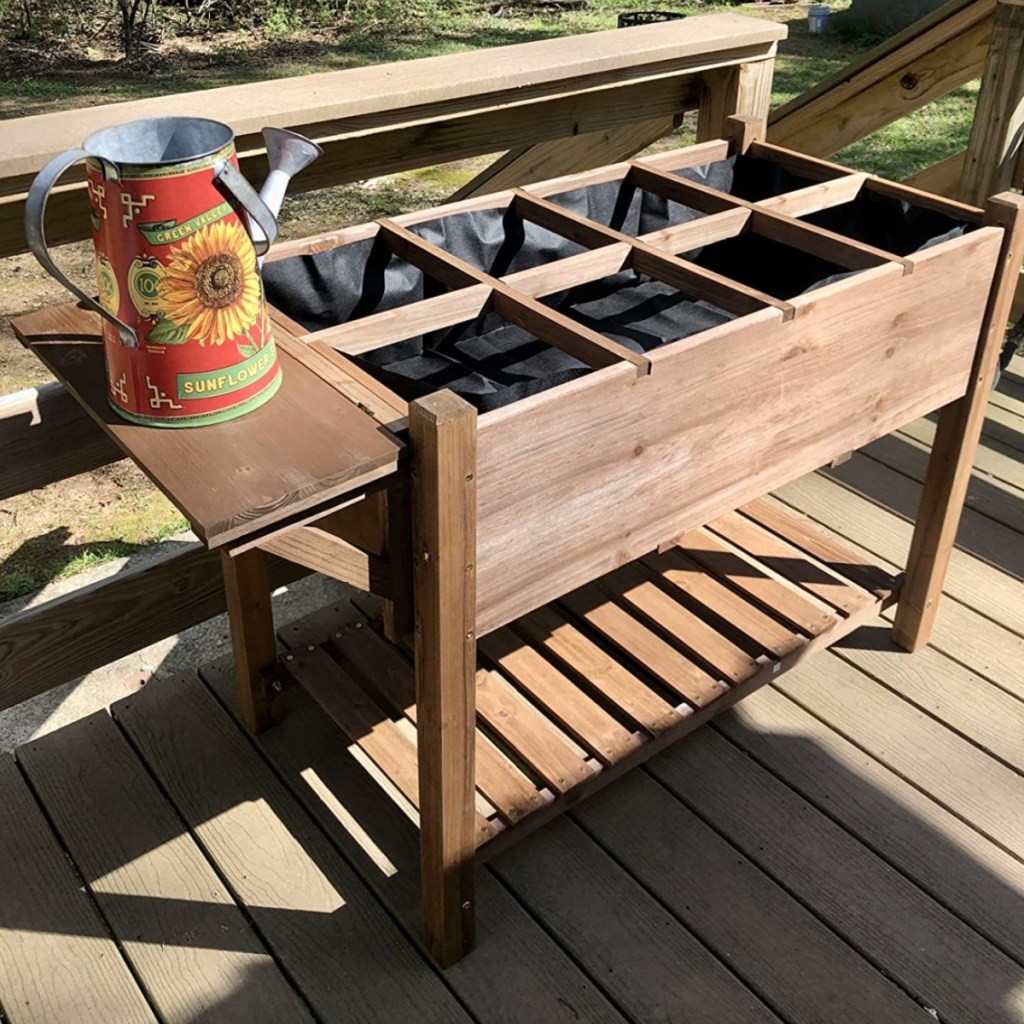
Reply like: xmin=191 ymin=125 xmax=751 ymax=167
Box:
xmin=0 ymin=15 xmax=784 ymax=713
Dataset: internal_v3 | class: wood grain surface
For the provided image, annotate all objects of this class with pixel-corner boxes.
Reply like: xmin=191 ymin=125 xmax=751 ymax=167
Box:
xmin=17 ymin=714 xmax=313 ymax=1024
xmin=0 ymin=755 xmax=157 ymax=1024
xmin=13 ymin=303 xmax=401 ymax=546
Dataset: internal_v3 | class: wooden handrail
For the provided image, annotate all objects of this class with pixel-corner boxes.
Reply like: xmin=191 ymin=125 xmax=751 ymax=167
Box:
xmin=0 ymin=15 xmax=783 ymax=259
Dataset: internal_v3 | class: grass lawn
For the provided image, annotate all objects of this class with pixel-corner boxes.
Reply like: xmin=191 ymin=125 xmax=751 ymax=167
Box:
xmin=0 ymin=0 xmax=980 ymax=600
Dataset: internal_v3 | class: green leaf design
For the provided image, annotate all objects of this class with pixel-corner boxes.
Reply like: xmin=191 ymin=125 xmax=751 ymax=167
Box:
xmin=236 ymin=342 xmax=257 ymax=358
xmin=147 ymin=316 xmax=190 ymax=346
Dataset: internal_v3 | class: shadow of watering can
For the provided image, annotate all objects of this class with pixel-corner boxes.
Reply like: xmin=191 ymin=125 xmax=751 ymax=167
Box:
xmin=24 ymin=117 xmax=321 ymax=427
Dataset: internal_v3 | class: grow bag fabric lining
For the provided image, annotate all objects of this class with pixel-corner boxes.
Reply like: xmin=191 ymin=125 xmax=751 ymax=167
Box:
xmin=263 ymin=154 xmax=974 ymax=412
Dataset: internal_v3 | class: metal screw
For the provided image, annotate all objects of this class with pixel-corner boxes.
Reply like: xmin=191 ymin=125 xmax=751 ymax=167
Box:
xmin=421 ymin=550 xmax=431 ymax=563
xmin=270 ymin=679 xmax=284 ymax=693
xmin=462 ymin=901 xmax=471 ymax=911
xmin=900 ymin=73 xmax=919 ymax=91
xmin=465 ymin=473 xmax=474 ymax=482
xmin=466 ymin=630 xmax=474 ymax=640
xmin=466 ymin=563 xmax=474 ymax=573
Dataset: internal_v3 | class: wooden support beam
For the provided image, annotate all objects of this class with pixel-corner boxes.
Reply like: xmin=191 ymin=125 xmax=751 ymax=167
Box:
xmin=905 ymin=149 xmax=968 ymax=198
xmin=258 ymin=526 xmax=392 ymax=597
xmin=0 ymin=380 xmax=121 ymax=500
xmin=0 ymin=545 xmax=307 ymax=714
xmin=221 ymin=548 xmax=279 ymax=733
xmin=0 ymin=15 xmax=786 ymax=258
xmin=409 ymin=392 xmax=479 ymax=966
xmin=449 ymin=115 xmax=678 ymax=202
xmin=723 ymin=113 xmax=767 ymax=155
xmin=960 ymin=0 xmax=1024 ymax=206
xmin=769 ymin=0 xmax=995 ymax=157
xmin=893 ymin=192 xmax=1024 ymax=650
xmin=382 ymin=478 xmax=414 ymax=644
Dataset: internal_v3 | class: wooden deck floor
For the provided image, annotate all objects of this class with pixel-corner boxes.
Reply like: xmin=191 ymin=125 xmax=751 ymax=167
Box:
xmin=2 ymin=362 xmax=1023 ymax=1024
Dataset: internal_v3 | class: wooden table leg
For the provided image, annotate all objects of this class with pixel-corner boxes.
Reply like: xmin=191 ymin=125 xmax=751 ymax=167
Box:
xmin=892 ymin=192 xmax=1024 ymax=651
xmin=220 ymin=548 xmax=278 ymax=733
xmin=409 ymin=392 xmax=478 ymax=967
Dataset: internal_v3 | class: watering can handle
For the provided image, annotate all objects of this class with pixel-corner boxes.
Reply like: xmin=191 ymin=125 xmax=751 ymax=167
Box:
xmin=24 ymin=149 xmax=139 ymax=347
xmin=212 ymin=160 xmax=278 ymax=257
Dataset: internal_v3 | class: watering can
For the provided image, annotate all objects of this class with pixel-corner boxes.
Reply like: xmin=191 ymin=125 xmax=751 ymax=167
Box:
xmin=25 ymin=117 xmax=321 ymax=427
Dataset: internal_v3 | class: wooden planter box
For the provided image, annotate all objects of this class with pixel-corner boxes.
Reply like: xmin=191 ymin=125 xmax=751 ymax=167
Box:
xmin=17 ymin=119 xmax=1021 ymax=968
xmin=240 ymin=122 xmax=1020 ymax=963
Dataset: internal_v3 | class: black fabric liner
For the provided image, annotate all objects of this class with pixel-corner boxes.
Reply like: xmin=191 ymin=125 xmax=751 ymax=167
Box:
xmin=264 ymin=155 xmax=973 ymax=412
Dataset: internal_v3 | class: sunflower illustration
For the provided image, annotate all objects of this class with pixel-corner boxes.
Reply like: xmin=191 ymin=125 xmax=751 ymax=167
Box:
xmin=159 ymin=219 xmax=261 ymax=347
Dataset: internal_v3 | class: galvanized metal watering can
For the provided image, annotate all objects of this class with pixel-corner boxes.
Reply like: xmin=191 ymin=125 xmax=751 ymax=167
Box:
xmin=25 ymin=117 xmax=321 ymax=426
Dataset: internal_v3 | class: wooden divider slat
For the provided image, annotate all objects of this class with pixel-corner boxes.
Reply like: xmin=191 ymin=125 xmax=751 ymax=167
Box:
xmin=677 ymin=529 xmax=837 ymax=636
xmin=330 ymin=621 xmax=544 ymax=825
xmin=479 ymin=628 xmax=645 ymax=764
xmin=512 ymin=187 xmax=791 ymax=319
xmin=513 ymin=605 xmax=685 ymax=735
xmin=559 ymin=583 xmax=728 ymax=708
xmin=707 ymin=510 xmax=875 ymax=617
xmin=307 ymin=285 xmax=493 ymax=357
xmin=755 ymin=173 xmax=869 ymax=219
xmin=642 ymin=548 xmax=806 ymax=658
xmin=379 ymin=216 xmax=649 ymax=372
xmin=630 ymin=161 xmax=911 ymax=274
xmin=599 ymin=562 xmax=762 ymax=683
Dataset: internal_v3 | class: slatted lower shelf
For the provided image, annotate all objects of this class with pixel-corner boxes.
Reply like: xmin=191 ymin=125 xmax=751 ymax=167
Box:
xmin=281 ymin=498 xmax=902 ymax=857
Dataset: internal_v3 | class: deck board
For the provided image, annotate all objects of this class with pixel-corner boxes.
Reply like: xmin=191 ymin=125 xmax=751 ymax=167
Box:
xmin=199 ymin=657 xmax=630 ymax=1024
xmin=716 ymin=685 xmax=1024 ymax=965
xmin=775 ymin=471 xmax=1024 ymax=634
xmin=492 ymin=816 xmax=783 ymax=1024
xmin=112 ymin=673 xmax=470 ymax=1024
xmin=16 ymin=712 xmax=314 ymax=1024
xmin=572 ymin=771 xmax=933 ymax=1023
xmin=0 ymin=386 xmax=1021 ymax=1024
xmin=0 ymin=755 xmax=157 ymax=1024
xmin=647 ymin=728 xmax=1024 ymax=1024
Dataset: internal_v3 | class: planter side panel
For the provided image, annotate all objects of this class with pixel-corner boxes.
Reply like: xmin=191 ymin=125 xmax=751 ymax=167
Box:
xmin=474 ymin=227 xmax=1002 ymax=635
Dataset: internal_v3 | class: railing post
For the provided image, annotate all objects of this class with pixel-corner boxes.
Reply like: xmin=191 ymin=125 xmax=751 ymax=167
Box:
xmin=697 ymin=57 xmax=775 ymax=142
xmin=892 ymin=191 xmax=1024 ymax=651
xmin=409 ymin=391 xmax=478 ymax=967
xmin=960 ymin=0 xmax=1024 ymax=206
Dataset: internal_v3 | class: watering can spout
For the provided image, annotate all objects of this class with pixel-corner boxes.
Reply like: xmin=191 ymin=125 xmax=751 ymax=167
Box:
xmin=259 ymin=127 xmax=323 ymax=225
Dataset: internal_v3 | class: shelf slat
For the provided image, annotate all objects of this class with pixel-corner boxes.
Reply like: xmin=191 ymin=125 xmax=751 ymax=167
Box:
xmin=282 ymin=503 xmax=899 ymax=856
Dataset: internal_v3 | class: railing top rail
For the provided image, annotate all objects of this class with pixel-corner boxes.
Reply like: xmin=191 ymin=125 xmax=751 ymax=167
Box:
xmin=0 ymin=14 xmax=783 ymax=185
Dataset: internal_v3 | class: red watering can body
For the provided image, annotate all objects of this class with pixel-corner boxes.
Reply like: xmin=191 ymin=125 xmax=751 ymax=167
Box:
xmin=26 ymin=117 xmax=320 ymax=427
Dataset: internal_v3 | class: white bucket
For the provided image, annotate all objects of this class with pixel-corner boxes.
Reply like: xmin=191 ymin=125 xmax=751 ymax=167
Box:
xmin=808 ymin=4 xmax=830 ymax=34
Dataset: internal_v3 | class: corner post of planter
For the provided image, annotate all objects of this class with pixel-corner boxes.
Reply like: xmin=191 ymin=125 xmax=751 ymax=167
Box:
xmin=724 ymin=114 xmax=767 ymax=155
xmin=892 ymin=191 xmax=1024 ymax=651
xmin=409 ymin=390 xmax=478 ymax=967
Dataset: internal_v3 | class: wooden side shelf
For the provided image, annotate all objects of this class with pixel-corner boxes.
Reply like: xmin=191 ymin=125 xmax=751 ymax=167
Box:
xmin=281 ymin=499 xmax=901 ymax=858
